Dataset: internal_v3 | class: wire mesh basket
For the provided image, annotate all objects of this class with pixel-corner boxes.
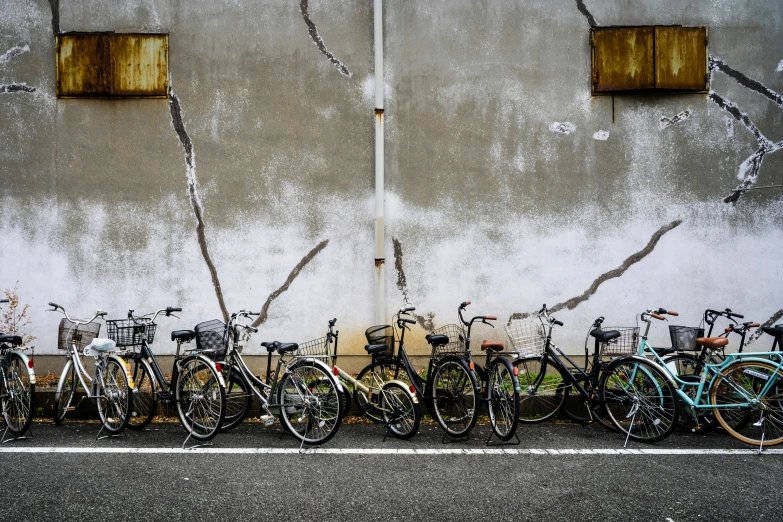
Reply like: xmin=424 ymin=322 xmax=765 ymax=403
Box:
xmin=669 ymin=325 xmax=705 ymax=351
xmin=58 ymin=318 xmax=101 ymax=351
xmin=365 ymin=325 xmax=394 ymax=355
xmin=106 ymin=318 xmax=157 ymax=347
xmin=505 ymin=319 xmax=546 ymax=357
xmin=295 ymin=336 xmax=335 ymax=359
xmin=431 ymin=324 xmax=467 ymax=356
xmin=194 ymin=319 xmax=228 ymax=355
xmin=598 ymin=326 xmax=640 ymax=356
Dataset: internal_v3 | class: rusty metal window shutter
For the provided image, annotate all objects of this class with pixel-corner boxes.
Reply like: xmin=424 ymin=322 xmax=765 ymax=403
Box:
xmin=655 ymin=26 xmax=708 ymax=91
xmin=56 ymin=33 xmax=168 ymax=98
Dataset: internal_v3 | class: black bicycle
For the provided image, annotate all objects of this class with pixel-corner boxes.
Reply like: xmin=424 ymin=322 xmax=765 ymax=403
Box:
xmin=108 ymin=307 xmax=227 ymax=447
xmin=0 ymin=298 xmax=35 ymax=442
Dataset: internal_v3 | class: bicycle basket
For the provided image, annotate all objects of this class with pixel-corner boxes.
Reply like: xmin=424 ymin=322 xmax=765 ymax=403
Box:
xmin=365 ymin=325 xmax=394 ymax=354
xmin=669 ymin=325 xmax=705 ymax=351
xmin=431 ymin=324 xmax=467 ymax=356
xmin=505 ymin=319 xmax=546 ymax=357
xmin=57 ymin=318 xmax=101 ymax=351
xmin=106 ymin=318 xmax=157 ymax=347
xmin=598 ymin=326 xmax=639 ymax=356
xmin=295 ymin=336 xmax=334 ymax=359
xmin=194 ymin=319 xmax=228 ymax=355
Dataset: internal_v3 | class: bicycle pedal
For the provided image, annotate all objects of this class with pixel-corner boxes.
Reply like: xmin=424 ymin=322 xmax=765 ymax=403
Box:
xmin=259 ymin=414 xmax=275 ymax=426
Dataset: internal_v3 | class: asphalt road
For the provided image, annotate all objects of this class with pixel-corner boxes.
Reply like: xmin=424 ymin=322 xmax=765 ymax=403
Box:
xmin=0 ymin=420 xmax=780 ymax=522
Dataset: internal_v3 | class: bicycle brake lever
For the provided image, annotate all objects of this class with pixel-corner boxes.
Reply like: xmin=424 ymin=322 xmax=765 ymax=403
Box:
xmin=170 ymin=313 xmax=181 ymax=320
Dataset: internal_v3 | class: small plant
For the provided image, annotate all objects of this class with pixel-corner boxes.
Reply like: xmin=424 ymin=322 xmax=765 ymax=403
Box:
xmin=1 ymin=282 xmax=36 ymax=347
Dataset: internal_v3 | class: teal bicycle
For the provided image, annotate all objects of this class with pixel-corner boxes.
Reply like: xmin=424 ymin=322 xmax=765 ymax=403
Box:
xmin=636 ymin=307 xmax=783 ymax=451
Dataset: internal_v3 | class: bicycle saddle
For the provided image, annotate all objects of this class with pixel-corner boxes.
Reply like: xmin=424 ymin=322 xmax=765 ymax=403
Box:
xmin=695 ymin=337 xmax=728 ymax=349
xmin=0 ymin=334 xmax=22 ymax=346
xmin=171 ymin=330 xmax=196 ymax=342
xmin=260 ymin=341 xmax=298 ymax=354
xmin=425 ymin=334 xmax=449 ymax=346
xmin=480 ymin=340 xmax=504 ymax=352
xmin=83 ymin=338 xmax=118 ymax=357
xmin=365 ymin=343 xmax=389 ymax=354
xmin=589 ymin=329 xmax=621 ymax=343
xmin=762 ymin=325 xmax=783 ymax=338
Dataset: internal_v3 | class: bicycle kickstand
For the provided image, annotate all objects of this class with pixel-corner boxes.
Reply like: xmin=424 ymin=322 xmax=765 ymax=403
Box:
xmin=1 ymin=424 xmax=33 ymax=444
xmin=754 ymin=416 xmax=765 ymax=455
xmin=441 ymin=431 xmax=470 ymax=444
xmin=485 ymin=429 xmax=520 ymax=447
xmin=181 ymin=429 xmax=213 ymax=450
xmin=96 ymin=424 xmax=126 ymax=441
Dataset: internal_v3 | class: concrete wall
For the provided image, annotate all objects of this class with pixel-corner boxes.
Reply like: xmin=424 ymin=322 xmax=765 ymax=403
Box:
xmin=1 ymin=0 xmax=781 ymax=359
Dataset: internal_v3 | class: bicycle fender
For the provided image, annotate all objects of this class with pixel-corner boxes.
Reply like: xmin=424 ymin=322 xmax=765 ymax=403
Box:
xmin=109 ymin=354 xmax=136 ymax=390
xmin=617 ymin=354 xmax=679 ymax=389
xmin=9 ymin=349 xmax=36 ymax=385
xmin=386 ymin=379 xmax=419 ymax=403
xmin=293 ymin=357 xmax=344 ymax=394
xmin=194 ymin=355 xmax=227 ymax=388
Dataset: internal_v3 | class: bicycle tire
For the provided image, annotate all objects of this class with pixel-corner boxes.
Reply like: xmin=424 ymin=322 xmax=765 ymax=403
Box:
xmin=487 ymin=358 xmax=520 ymax=441
xmin=339 ymin=385 xmax=352 ymax=420
xmin=710 ymin=359 xmax=783 ymax=447
xmin=662 ymin=354 xmax=718 ymax=433
xmin=356 ymin=359 xmax=405 ymax=423
xmin=2 ymin=352 xmax=34 ymax=435
xmin=513 ymin=355 xmax=567 ymax=423
xmin=127 ymin=357 xmax=156 ymax=430
xmin=380 ymin=381 xmax=421 ymax=439
xmin=53 ymin=359 xmax=77 ymax=424
xmin=220 ymin=368 xmax=252 ymax=432
xmin=175 ymin=356 xmax=226 ymax=441
xmin=431 ymin=358 xmax=479 ymax=438
xmin=599 ymin=358 xmax=678 ymax=443
xmin=96 ymin=357 xmax=133 ymax=434
xmin=278 ymin=361 xmax=342 ymax=445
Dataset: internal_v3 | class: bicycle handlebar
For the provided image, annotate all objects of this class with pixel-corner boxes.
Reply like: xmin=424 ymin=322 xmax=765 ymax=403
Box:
xmin=48 ymin=303 xmax=105 ymax=325
xmin=0 ymin=299 xmax=8 ymax=304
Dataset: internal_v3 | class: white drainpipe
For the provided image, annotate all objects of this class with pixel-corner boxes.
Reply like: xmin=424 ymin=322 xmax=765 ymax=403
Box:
xmin=374 ymin=0 xmax=385 ymax=325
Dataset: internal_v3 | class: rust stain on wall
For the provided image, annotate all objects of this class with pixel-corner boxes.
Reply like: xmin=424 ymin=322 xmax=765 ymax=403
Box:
xmin=592 ymin=27 xmax=654 ymax=93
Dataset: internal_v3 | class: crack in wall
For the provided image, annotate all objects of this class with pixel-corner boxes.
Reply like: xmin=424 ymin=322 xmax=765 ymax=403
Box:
xmin=575 ymin=0 xmax=598 ymax=27
xmin=707 ymin=57 xmax=783 ymax=203
xmin=659 ymin=109 xmax=691 ymax=130
xmin=47 ymin=0 xmax=60 ymax=35
xmin=0 ymin=84 xmax=36 ymax=93
xmin=391 ymin=238 xmax=436 ymax=333
xmin=251 ymin=239 xmax=330 ymax=328
xmin=299 ymin=0 xmax=352 ymax=77
xmin=168 ymin=90 xmax=229 ymax=323
xmin=745 ymin=308 xmax=783 ymax=347
xmin=509 ymin=220 xmax=682 ymax=321
xmin=0 ymin=45 xmax=30 ymax=65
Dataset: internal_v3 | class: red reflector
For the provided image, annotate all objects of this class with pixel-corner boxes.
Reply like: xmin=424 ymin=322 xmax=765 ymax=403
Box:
xmin=513 ymin=367 xmax=519 ymax=376
xmin=409 ymin=384 xmax=415 ymax=393
xmin=215 ymin=363 xmax=222 ymax=372
xmin=28 ymin=359 xmax=34 ymax=368
xmin=333 ymin=366 xmax=339 ymax=376
xmin=469 ymin=361 xmax=475 ymax=371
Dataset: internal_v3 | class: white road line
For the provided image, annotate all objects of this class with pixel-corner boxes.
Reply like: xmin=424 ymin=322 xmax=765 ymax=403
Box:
xmin=0 ymin=447 xmax=779 ymax=455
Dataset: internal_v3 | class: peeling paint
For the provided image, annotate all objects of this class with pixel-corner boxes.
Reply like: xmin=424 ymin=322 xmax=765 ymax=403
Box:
xmin=549 ymin=122 xmax=576 ymax=135
xmin=0 ymin=84 xmax=36 ymax=94
xmin=509 ymin=220 xmax=683 ymax=321
xmin=47 ymin=0 xmax=60 ymax=35
xmin=710 ymin=57 xmax=783 ymax=109
xmin=251 ymin=239 xmax=330 ymax=328
xmin=575 ymin=0 xmax=598 ymax=27
xmin=593 ymin=130 xmax=609 ymax=141
xmin=745 ymin=309 xmax=783 ymax=347
xmin=0 ymin=45 xmax=30 ymax=65
xmin=659 ymin=109 xmax=691 ymax=130
xmin=299 ymin=0 xmax=352 ymax=78
xmin=392 ymin=237 xmax=436 ymax=333
xmin=168 ymin=90 xmax=229 ymax=322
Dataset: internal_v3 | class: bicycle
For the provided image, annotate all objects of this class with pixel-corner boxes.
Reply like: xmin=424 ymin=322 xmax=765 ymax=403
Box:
xmin=635 ymin=307 xmax=783 ymax=450
xmin=333 ymin=319 xmax=422 ymax=439
xmin=509 ymin=305 xmax=678 ymax=444
xmin=0 ymin=297 xmax=36 ymax=443
xmin=107 ymin=307 xmax=227 ymax=448
xmin=211 ymin=309 xmax=344 ymax=447
xmin=49 ymin=302 xmax=135 ymax=438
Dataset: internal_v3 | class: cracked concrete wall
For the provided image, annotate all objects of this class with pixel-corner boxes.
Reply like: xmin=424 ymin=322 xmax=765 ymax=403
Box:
xmin=1 ymin=0 xmax=782 ymax=356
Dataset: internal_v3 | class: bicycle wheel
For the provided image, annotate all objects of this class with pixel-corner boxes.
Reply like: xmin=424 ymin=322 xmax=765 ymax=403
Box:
xmin=175 ymin=356 xmax=226 ymax=441
xmin=599 ymin=358 xmax=678 ymax=443
xmin=220 ymin=369 xmax=252 ymax=432
xmin=356 ymin=360 xmax=405 ymax=423
xmin=710 ymin=360 xmax=783 ymax=447
xmin=430 ymin=359 xmax=478 ymax=437
xmin=278 ymin=362 xmax=342 ymax=445
xmin=2 ymin=353 xmax=34 ymax=435
xmin=513 ymin=355 xmax=567 ymax=423
xmin=339 ymin=385 xmax=352 ymax=420
xmin=53 ymin=359 xmax=77 ymax=424
xmin=96 ymin=357 xmax=132 ymax=434
xmin=487 ymin=358 xmax=520 ymax=441
xmin=662 ymin=354 xmax=717 ymax=433
xmin=128 ymin=358 xmax=156 ymax=430
xmin=380 ymin=381 xmax=421 ymax=439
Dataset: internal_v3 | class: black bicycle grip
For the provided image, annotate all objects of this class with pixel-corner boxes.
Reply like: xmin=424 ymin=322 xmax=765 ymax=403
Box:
xmin=401 ymin=318 xmax=417 ymax=324
xmin=730 ymin=312 xmax=744 ymax=319
xmin=403 ymin=306 xmax=416 ymax=312
xmin=167 ymin=307 xmax=182 ymax=313
xmin=0 ymin=299 xmax=9 ymax=304
xmin=329 ymin=318 xmax=337 ymax=327
xmin=554 ymin=320 xmax=564 ymax=326
xmin=97 ymin=311 xmax=107 ymax=317
xmin=249 ymin=311 xmax=261 ymax=316
xmin=48 ymin=301 xmax=59 ymax=308
xmin=247 ymin=326 xmax=259 ymax=333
